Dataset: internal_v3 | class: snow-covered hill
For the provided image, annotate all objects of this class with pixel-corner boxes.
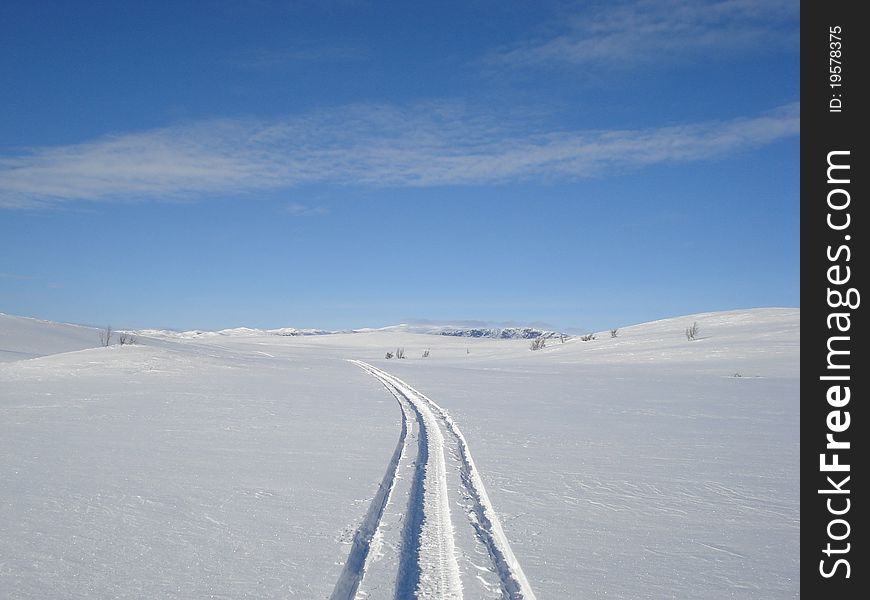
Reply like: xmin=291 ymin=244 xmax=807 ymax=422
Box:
xmin=135 ymin=325 xmax=335 ymax=339
xmin=0 ymin=313 xmax=102 ymax=362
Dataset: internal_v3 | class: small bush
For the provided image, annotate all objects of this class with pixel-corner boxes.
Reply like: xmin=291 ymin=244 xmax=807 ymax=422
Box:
xmin=396 ymin=347 xmax=405 ymax=359
xmin=610 ymin=328 xmax=619 ymax=338
xmin=385 ymin=351 xmax=394 ymax=359
xmin=422 ymin=349 xmax=430 ymax=358
xmin=580 ymin=333 xmax=596 ymax=342
xmin=100 ymin=326 xmax=113 ymax=347
xmin=686 ymin=322 xmax=699 ymax=341
xmin=119 ymin=332 xmax=135 ymax=345
xmin=529 ymin=338 xmax=546 ymax=351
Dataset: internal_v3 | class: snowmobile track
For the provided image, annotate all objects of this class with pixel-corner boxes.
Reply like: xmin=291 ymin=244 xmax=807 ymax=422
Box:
xmin=333 ymin=361 xmax=536 ymax=600
xmin=330 ymin=372 xmax=413 ymax=600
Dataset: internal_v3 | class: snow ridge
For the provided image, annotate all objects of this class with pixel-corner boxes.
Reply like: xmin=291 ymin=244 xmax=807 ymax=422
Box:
xmin=349 ymin=361 xmax=536 ymax=600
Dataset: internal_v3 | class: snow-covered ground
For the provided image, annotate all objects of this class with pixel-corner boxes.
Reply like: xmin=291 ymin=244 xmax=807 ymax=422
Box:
xmin=0 ymin=308 xmax=799 ymax=598
xmin=0 ymin=313 xmax=102 ymax=362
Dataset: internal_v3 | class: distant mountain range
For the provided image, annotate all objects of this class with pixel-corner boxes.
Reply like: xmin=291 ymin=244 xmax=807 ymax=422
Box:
xmin=406 ymin=326 xmax=565 ymax=340
xmin=0 ymin=314 xmax=568 ymax=342
xmin=351 ymin=324 xmax=567 ymax=340
xmin=135 ymin=324 xmax=567 ymax=340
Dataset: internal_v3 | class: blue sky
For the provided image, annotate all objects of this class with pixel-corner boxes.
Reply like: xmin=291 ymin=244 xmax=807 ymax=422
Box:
xmin=0 ymin=0 xmax=799 ymax=331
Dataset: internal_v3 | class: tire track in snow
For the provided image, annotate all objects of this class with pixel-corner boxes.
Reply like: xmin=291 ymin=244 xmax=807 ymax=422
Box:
xmin=350 ymin=360 xmax=463 ymax=600
xmin=330 ymin=372 xmax=412 ymax=600
xmin=393 ymin=378 xmax=427 ymax=599
xmin=348 ymin=361 xmax=536 ymax=600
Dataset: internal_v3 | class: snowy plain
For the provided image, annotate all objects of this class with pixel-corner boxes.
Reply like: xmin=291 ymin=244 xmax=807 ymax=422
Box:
xmin=0 ymin=308 xmax=799 ymax=598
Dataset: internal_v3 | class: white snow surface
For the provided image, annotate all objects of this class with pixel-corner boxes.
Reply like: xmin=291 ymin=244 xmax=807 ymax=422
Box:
xmin=0 ymin=308 xmax=799 ymax=598
xmin=0 ymin=313 xmax=102 ymax=362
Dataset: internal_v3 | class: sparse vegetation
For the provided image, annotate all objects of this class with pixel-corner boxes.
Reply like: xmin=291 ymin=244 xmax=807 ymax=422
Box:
xmin=395 ymin=347 xmax=405 ymax=359
xmin=422 ymin=349 xmax=430 ymax=358
xmin=530 ymin=337 xmax=546 ymax=351
xmin=685 ymin=322 xmax=699 ymax=341
xmin=385 ymin=351 xmax=394 ymax=359
xmin=100 ymin=326 xmax=113 ymax=347
xmin=118 ymin=332 xmax=135 ymax=345
xmin=580 ymin=333 xmax=596 ymax=342
xmin=610 ymin=328 xmax=619 ymax=338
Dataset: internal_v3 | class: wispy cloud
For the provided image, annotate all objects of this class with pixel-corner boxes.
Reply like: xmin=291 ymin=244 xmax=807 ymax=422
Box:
xmin=228 ymin=44 xmax=368 ymax=70
xmin=0 ymin=272 xmax=35 ymax=281
xmin=486 ymin=0 xmax=798 ymax=69
xmin=284 ymin=203 xmax=330 ymax=216
xmin=0 ymin=101 xmax=799 ymax=208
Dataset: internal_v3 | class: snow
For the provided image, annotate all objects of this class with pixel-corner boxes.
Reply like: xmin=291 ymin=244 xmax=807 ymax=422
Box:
xmin=0 ymin=308 xmax=799 ymax=598
xmin=0 ymin=313 xmax=102 ymax=362
xmin=351 ymin=362 xmax=536 ymax=599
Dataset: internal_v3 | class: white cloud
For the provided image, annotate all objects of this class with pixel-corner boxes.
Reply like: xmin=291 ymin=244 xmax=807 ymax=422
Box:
xmin=487 ymin=0 xmax=798 ymax=69
xmin=227 ymin=44 xmax=368 ymax=70
xmin=284 ymin=203 xmax=330 ymax=216
xmin=0 ymin=101 xmax=799 ymax=208
xmin=0 ymin=272 xmax=35 ymax=280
